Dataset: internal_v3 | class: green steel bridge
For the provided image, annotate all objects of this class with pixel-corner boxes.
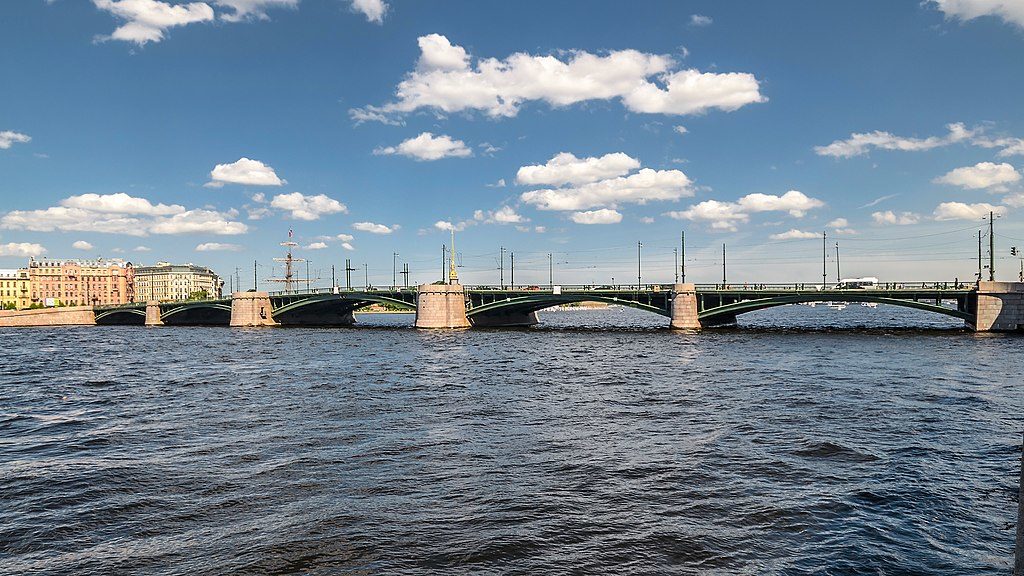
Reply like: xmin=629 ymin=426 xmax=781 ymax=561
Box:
xmin=92 ymin=282 xmax=977 ymax=327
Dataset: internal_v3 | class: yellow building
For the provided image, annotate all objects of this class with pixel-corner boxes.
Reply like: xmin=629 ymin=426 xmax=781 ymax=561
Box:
xmin=133 ymin=263 xmax=222 ymax=302
xmin=27 ymin=258 xmax=132 ymax=307
xmin=0 ymin=269 xmax=31 ymax=310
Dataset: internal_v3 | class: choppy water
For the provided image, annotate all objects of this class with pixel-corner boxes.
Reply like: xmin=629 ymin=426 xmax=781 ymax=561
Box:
xmin=1 ymin=305 xmax=1022 ymax=575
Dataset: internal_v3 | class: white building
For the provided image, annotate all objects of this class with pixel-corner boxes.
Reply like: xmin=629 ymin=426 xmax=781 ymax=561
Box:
xmin=133 ymin=262 xmax=223 ymax=302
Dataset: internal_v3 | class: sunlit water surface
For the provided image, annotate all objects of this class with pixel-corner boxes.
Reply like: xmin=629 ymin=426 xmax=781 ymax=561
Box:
xmin=2 ymin=305 xmax=1021 ymax=575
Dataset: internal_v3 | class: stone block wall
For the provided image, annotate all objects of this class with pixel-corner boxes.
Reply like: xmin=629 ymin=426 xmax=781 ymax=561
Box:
xmin=971 ymin=281 xmax=1024 ymax=332
xmin=670 ymin=283 xmax=701 ymax=330
xmin=229 ymin=292 xmax=279 ymax=327
xmin=0 ymin=306 xmax=96 ymax=327
xmin=415 ymin=283 xmax=470 ymax=329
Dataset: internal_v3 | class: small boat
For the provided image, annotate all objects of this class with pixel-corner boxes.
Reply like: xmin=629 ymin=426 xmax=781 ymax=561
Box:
xmin=861 ymin=302 xmax=878 ymax=308
xmin=826 ymin=302 xmax=847 ymax=310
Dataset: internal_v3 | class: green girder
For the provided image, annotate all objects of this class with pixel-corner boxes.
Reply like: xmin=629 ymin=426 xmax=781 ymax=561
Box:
xmin=467 ymin=294 xmax=671 ymax=318
xmin=159 ymin=302 xmax=233 ymax=320
xmin=272 ymin=293 xmax=416 ymax=316
xmin=699 ymin=293 xmax=973 ymax=323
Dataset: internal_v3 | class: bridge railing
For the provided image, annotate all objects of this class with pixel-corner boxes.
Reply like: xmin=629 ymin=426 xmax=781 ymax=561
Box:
xmin=267 ymin=286 xmax=419 ymax=296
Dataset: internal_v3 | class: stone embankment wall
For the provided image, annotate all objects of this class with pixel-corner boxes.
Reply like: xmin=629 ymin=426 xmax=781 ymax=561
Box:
xmin=0 ymin=306 xmax=96 ymax=327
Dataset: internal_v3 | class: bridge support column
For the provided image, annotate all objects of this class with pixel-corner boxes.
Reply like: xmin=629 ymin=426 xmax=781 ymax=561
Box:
xmin=415 ymin=283 xmax=469 ymax=329
xmin=670 ymin=283 xmax=701 ymax=330
xmin=969 ymin=281 xmax=1024 ymax=332
xmin=229 ymin=291 xmax=279 ymax=327
xmin=145 ymin=301 xmax=163 ymax=326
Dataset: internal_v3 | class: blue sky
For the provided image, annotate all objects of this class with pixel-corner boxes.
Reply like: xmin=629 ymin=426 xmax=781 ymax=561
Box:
xmin=2 ymin=0 xmax=1024 ymax=287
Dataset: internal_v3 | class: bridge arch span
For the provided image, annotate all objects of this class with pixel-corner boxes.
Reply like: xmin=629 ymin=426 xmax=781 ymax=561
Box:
xmin=95 ymin=308 xmax=146 ymax=325
xmin=271 ymin=293 xmax=416 ymax=326
xmin=698 ymin=293 xmax=972 ymax=326
xmin=467 ymin=294 xmax=671 ymax=326
xmin=161 ymin=302 xmax=233 ymax=325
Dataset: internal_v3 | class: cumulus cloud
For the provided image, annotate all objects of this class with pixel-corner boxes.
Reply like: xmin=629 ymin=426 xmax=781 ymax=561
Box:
xmin=769 ymin=229 xmax=819 ymax=240
xmin=0 ymin=242 xmax=47 ymax=257
xmin=516 ymin=152 xmax=640 ymax=186
xmin=206 ymin=157 xmax=284 ymax=187
xmin=928 ymin=0 xmax=1024 ymax=28
xmin=341 ymin=242 xmax=355 ymax=251
xmin=213 ymin=0 xmax=297 ymax=21
xmin=0 ymin=131 xmax=31 ymax=149
xmin=934 ymin=162 xmax=1021 ymax=190
xmin=520 ymin=155 xmax=693 ymax=212
xmin=350 ymin=34 xmax=765 ymax=123
xmin=196 ymin=242 xmax=242 ymax=251
xmin=690 ymin=14 xmax=713 ymax=26
xmin=828 ymin=217 xmax=858 ymax=235
xmin=353 ymin=221 xmax=397 ymax=234
xmin=304 ymin=242 xmax=328 ymax=250
xmin=570 ymin=209 xmax=622 ymax=225
xmin=473 ymin=206 xmax=525 ymax=224
xmin=61 ymin=192 xmax=184 ymax=215
xmin=373 ymin=132 xmax=472 ymax=161
xmin=269 ymin=192 xmax=347 ymax=220
xmin=134 ymin=245 xmax=152 ymax=252
xmin=872 ymin=210 xmax=920 ymax=226
xmin=814 ymin=122 xmax=977 ymax=158
xmin=932 ymin=201 xmax=1007 ymax=221
xmin=336 ymin=233 xmax=354 ymax=242
xmin=0 ymin=193 xmax=247 ymax=236
xmin=433 ymin=220 xmax=467 ymax=232
xmin=72 ymin=240 xmax=95 ymax=250
xmin=351 ymin=0 xmax=387 ymax=23
xmin=673 ymin=125 xmax=688 ymax=135
xmin=665 ymin=191 xmax=824 ymax=231
xmin=92 ymin=0 xmax=215 ymax=45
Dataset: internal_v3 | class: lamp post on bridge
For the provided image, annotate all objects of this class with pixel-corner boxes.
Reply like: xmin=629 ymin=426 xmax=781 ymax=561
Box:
xmin=637 ymin=241 xmax=642 ymax=290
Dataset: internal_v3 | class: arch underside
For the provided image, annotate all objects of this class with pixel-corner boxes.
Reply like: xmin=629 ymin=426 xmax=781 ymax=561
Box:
xmin=699 ymin=294 xmax=973 ymax=324
xmin=161 ymin=303 xmax=232 ymax=325
xmin=272 ymin=294 xmax=416 ymax=325
xmin=467 ymin=294 xmax=671 ymax=319
xmin=95 ymin=308 xmax=146 ymax=325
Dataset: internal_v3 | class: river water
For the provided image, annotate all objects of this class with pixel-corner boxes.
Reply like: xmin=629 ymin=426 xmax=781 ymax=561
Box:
xmin=1 ymin=305 xmax=1021 ymax=575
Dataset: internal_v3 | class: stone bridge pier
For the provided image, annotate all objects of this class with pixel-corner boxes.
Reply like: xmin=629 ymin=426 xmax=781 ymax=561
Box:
xmin=229 ymin=291 xmax=279 ymax=327
xmin=415 ymin=283 xmax=470 ymax=329
xmin=145 ymin=301 xmax=163 ymax=326
xmin=670 ymin=283 xmax=701 ymax=330
xmin=969 ymin=281 xmax=1024 ymax=332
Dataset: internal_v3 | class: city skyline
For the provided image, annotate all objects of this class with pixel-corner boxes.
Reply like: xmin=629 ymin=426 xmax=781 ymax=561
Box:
xmin=2 ymin=0 xmax=1024 ymax=287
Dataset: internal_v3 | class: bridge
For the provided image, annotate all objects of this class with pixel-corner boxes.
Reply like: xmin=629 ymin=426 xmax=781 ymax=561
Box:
xmin=34 ymin=280 xmax=1015 ymax=332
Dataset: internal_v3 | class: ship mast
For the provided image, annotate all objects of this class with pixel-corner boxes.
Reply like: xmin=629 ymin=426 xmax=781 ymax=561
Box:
xmin=268 ymin=229 xmax=306 ymax=293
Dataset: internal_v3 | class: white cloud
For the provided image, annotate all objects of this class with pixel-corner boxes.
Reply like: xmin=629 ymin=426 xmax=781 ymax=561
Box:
xmin=0 ymin=131 xmax=31 ymax=149
xmin=827 ymin=218 xmax=849 ymax=228
xmin=929 ymin=0 xmax=1024 ymax=28
xmin=1 ymin=200 xmax=247 ymax=237
xmin=665 ymin=190 xmax=824 ymax=231
xmin=639 ymin=216 xmax=655 ymax=224
xmin=673 ymin=125 xmax=688 ymax=135
xmin=92 ymin=0 xmax=215 ymax=45
xmin=196 ymin=242 xmax=242 ymax=251
xmin=206 ymin=157 xmax=284 ymax=187
xmin=814 ymin=122 xmax=977 ymax=158
xmin=304 ymin=242 xmax=328 ymax=250
xmin=932 ymin=201 xmax=1007 ymax=221
xmin=72 ymin=240 xmax=95 ymax=250
xmin=351 ymin=0 xmax=387 ymax=24
xmin=336 ymin=233 xmax=354 ymax=242
xmin=474 ymin=206 xmax=525 ymax=224
xmin=521 ymin=168 xmax=694 ymax=211
xmin=134 ymin=245 xmax=152 ymax=252
xmin=213 ymin=0 xmax=297 ymax=21
xmin=341 ymin=242 xmax=355 ymax=251
xmin=516 ymin=152 xmax=640 ymax=186
xmin=570 ymin=209 xmax=622 ymax=224
xmin=487 ymin=178 xmax=507 ymax=188
xmin=270 ymin=192 xmax=347 ymax=220
xmin=0 ymin=242 xmax=47 ymax=257
xmin=666 ymin=200 xmax=749 ymax=231
xmin=690 ymin=14 xmax=713 ymax=26
xmin=872 ymin=210 xmax=921 ymax=226
xmin=433 ymin=220 xmax=470 ymax=232
xmin=934 ymin=162 xmax=1020 ymax=190
xmin=373 ymin=132 xmax=472 ymax=161
xmin=61 ymin=192 xmax=184 ymax=215
xmin=736 ymin=191 xmax=824 ymax=217
xmin=1003 ymin=193 xmax=1024 ymax=208
xmin=769 ymin=229 xmax=819 ymax=240
xmin=353 ymin=221 xmax=397 ymax=234
xmin=149 ymin=209 xmax=249 ymax=235
xmin=350 ymin=34 xmax=765 ymax=123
